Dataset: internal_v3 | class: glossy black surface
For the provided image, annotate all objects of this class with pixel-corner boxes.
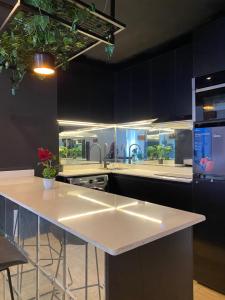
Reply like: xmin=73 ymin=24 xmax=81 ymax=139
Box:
xmin=196 ymin=69 xmax=225 ymax=89
xmin=114 ymin=43 xmax=192 ymax=123
xmin=106 ymin=228 xmax=193 ymax=300
xmin=58 ymin=59 xmax=114 ymax=123
xmin=193 ymin=16 xmax=225 ymax=77
xmin=193 ymin=179 xmax=225 ymax=294
xmin=107 ymin=173 xmax=193 ymax=212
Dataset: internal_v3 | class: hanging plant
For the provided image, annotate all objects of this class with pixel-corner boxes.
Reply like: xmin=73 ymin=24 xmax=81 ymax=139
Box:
xmin=0 ymin=0 xmax=102 ymax=95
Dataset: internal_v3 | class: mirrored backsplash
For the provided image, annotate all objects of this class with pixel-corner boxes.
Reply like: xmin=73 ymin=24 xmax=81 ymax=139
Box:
xmin=58 ymin=119 xmax=193 ymax=166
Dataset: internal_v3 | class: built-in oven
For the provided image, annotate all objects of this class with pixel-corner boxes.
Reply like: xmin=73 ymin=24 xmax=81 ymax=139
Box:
xmin=193 ymin=70 xmax=225 ymax=123
xmin=194 ymin=122 xmax=225 ymax=179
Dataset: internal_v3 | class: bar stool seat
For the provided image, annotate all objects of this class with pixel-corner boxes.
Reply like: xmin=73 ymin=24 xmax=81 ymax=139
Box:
xmin=0 ymin=235 xmax=27 ymax=300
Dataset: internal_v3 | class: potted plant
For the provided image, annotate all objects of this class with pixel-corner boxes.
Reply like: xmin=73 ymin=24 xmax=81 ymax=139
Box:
xmin=38 ymin=147 xmax=58 ymax=189
xmin=164 ymin=145 xmax=172 ymax=160
xmin=147 ymin=145 xmax=157 ymax=160
xmin=156 ymin=145 xmax=164 ymax=164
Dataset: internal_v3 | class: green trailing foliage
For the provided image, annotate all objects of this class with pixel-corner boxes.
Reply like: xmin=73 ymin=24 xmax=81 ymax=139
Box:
xmin=0 ymin=0 xmax=113 ymax=95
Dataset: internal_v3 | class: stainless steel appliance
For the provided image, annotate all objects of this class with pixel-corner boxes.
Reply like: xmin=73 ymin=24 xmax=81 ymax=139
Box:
xmin=193 ymin=70 xmax=225 ymax=123
xmin=193 ymin=121 xmax=225 ymax=294
xmin=67 ymin=174 xmax=108 ymax=191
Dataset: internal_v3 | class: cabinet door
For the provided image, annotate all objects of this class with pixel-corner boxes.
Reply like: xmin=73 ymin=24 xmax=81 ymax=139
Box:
xmin=130 ymin=61 xmax=152 ymax=120
xmin=175 ymin=44 xmax=193 ymax=118
xmin=193 ymin=17 xmax=225 ymax=77
xmin=193 ymin=180 xmax=225 ymax=294
xmin=151 ymin=51 xmax=175 ymax=120
xmin=108 ymin=174 xmax=192 ymax=211
xmin=58 ymin=62 xmax=114 ymax=123
xmin=114 ymin=68 xmax=132 ymax=123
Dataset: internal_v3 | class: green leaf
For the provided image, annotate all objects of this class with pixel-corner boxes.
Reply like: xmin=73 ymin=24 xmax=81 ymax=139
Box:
xmin=105 ymin=44 xmax=115 ymax=59
xmin=71 ymin=20 xmax=77 ymax=32
xmin=76 ymin=41 xmax=84 ymax=48
xmin=63 ymin=36 xmax=73 ymax=46
xmin=89 ymin=3 xmax=96 ymax=12
xmin=0 ymin=48 xmax=7 ymax=57
xmin=32 ymin=15 xmax=49 ymax=31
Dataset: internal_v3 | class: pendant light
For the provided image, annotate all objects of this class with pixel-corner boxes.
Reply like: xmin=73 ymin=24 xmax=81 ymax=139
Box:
xmin=33 ymin=53 xmax=55 ymax=75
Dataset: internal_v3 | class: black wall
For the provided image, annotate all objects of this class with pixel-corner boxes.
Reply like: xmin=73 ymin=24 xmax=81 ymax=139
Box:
xmin=0 ymin=72 xmax=58 ymax=171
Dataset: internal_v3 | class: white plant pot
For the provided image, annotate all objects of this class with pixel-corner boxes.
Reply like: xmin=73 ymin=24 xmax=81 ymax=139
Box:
xmin=43 ymin=178 xmax=55 ymax=190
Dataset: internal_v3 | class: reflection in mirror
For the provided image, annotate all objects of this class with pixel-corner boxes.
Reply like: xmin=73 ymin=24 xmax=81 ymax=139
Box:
xmin=58 ymin=121 xmax=115 ymax=166
xmin=58 ymin=119 xmax=193 ymax=167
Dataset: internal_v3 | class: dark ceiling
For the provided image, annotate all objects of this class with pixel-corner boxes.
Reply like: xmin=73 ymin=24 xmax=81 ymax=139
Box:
xmin=84 ymin=0 xmax=225 ymax=63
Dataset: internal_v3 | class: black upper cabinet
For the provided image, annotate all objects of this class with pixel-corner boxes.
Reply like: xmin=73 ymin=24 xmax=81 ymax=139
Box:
xmin=114 ymin=68 xmax=132 ymax=123
xmin=174 ymin=44 xmax=193 ymax=118
xmin=58 ymin=60 xmax=114 ymax=123
xmin=114 ymin=44 xmax=193 ymax=122
xmin=58 ymin=44 xmax=193 ymax=123
xmin=130 ymin=61 xmax=152 ymax=121
xmin=193 ymin=17 xmax=225 ymax=77
xmin=151 ymin=50 xmax=175 ymax=121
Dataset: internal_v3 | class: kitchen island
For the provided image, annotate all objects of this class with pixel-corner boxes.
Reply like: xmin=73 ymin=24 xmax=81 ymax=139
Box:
xmin=0 ymin=170 xmax=204 ymax=300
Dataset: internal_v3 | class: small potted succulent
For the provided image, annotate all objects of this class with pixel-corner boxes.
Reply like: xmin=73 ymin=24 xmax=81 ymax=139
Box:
xmin=37 ymin=147 xmax=58 ymax=189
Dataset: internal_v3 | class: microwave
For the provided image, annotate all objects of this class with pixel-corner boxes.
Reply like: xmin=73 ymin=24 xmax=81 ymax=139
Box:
xmin=194 ymin=70 xmax=225 ymax=123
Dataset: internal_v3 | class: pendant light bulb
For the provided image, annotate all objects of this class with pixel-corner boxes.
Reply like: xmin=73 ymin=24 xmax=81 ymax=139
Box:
xmin=33 ymin=53 xmax=55 ymax=76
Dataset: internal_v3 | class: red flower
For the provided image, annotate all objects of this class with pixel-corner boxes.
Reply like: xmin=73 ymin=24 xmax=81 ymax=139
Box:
xmin=38 ymin=148 xmax=53 ymax=161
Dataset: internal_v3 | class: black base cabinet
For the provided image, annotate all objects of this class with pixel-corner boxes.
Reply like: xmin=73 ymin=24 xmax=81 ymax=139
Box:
xmin=107 ymin=174 xmax=193 ymax=212
xmin=193 ymin=179 xmax=225 ymax=294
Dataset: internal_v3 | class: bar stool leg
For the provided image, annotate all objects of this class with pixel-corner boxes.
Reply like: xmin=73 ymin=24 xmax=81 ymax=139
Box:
xmin=6 ymin=268 xmax=14 ymax=300
xmin=95 ymin=247 xmax=101 ymax=300
xmin=85 ymin=244 xmax=88 ymax=300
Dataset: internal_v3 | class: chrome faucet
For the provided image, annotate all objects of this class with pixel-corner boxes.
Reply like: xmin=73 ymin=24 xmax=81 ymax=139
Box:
xmin=90 ymin=143 xmax=102 ymax=164
xmin=128 ymin=144 xmax=142 ymax=164
xmin=103 ymin=143 xmax=110 ymax=169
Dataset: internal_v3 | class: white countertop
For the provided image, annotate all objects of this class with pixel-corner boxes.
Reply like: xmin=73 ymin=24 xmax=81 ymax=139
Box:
xmin=58 ymin=165 xmax=193 ymax=183
xmin=0 ymin=173 xmax=204 ymax=256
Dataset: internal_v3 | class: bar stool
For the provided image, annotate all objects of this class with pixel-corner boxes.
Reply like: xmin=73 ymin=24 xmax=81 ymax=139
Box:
xmin=0 ymin=235 xmax=27 ymax=300
xmin=50 ymin=228 xmax=102 ymax=300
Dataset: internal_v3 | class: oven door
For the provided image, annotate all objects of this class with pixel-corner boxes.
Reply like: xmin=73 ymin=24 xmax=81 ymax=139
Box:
xmin=196 ymin=85 xmax=225 ymax=122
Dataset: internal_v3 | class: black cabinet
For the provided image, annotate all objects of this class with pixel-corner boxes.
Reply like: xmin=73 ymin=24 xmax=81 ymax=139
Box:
xmin=58 ymin=44 xmax=193 ymax=123
xmin=58 ymin=60 xmax=114 ymax=123
xmin=193 ymin=179 xmax=225 ymax=294
xmin=151 ymin=51 xmax=175 ymax=120
xmin=174 ymin=44 xmax=193 ymax=118
xmin=130 ymin=61 xmax=152 ymax=120
xmin=193 ymin=16 xmax=225 ymax=77
xmin=114 ymin=44 xmax=193 ymax=123
xmin=108 ymin=174 xmax=193 ymax=212
xmin=114 ymin=68 xmax=132 ymax=123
